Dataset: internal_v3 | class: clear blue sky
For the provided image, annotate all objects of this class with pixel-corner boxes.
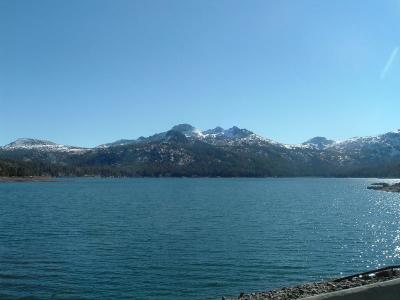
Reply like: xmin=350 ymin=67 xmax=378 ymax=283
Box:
xmin=1 ymin=0 xmax=399 ymax=147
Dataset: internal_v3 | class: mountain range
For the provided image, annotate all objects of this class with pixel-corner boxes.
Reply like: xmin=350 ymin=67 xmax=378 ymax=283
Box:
xmin=1 ymin=124 xmax=400 ymax=177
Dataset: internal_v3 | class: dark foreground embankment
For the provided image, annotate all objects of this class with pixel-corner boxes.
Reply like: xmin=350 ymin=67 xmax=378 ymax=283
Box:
xmin=226 ymin=266 xmax=400 ymax=300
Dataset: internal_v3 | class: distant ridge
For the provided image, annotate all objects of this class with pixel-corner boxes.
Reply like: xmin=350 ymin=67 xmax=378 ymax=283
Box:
xmin=1 ymin=124 xmax=400 ymax=178
xmin=3 ymin=138 xmax=87 ymax=153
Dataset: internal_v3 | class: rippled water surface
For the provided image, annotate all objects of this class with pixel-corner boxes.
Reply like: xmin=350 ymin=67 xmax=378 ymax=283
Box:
xmin=1 ymin=178 xmax=400 ymax=299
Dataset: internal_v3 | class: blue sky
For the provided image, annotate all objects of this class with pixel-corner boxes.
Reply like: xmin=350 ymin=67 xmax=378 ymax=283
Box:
xmin=1 ymin=0 xmax=399 ymax=147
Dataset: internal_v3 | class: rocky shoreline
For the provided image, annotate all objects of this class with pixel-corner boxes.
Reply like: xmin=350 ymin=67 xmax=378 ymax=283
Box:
xmin=225 ymin=266 xmax=400 ymax=300
xmin=367 ymin=182 xmax=400 ymax=192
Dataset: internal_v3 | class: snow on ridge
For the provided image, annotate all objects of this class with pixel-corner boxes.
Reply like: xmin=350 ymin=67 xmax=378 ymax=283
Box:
xmin=189 ymin=128 xmax=205 ymax=138
xmin=6 ymin=128 xmax=400 ymax=152
xmin=325 ymin=130 xmax=400 ymax=153
xmin=95 ymin=124 xmax=284 ymax=148
xmin=282 ymin=143 xmax=313 ymax=150
xmin=2 ymin=138 xmax=90 ymax=153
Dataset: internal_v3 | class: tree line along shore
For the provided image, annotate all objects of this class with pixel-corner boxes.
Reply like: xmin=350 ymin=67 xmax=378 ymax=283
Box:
xmin=2 ymin=156 xmax=400 ymax=180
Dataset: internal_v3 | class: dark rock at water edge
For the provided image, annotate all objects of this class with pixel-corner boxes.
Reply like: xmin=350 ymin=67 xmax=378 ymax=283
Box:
xmin=367 ymin=182 xmax=400 ymax=192
xmin=224 ymin=266 xmax=400 ymax=300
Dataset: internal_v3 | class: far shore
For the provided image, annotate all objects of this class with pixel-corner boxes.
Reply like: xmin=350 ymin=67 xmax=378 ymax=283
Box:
xmin=1 ymin=176 xmax=400 ymax=183
xmin=0 ymin=176 xmax=57 ymax=183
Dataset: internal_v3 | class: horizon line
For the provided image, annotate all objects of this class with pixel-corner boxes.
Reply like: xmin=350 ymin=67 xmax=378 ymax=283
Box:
xmin=2 ymin=125 xmax=400 ymax=149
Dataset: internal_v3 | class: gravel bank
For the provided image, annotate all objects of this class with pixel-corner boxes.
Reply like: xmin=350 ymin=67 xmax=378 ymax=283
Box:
xmin=225 ymin=266 xmax=400 ymax=300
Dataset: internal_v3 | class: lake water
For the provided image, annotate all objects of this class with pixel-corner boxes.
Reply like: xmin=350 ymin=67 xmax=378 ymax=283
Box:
xmin=1 ymin=178 xmax=400 ymax=299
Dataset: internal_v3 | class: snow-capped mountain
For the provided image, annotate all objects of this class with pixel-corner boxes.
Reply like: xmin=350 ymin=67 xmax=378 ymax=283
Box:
xmin=330 ymin=130 xmax=400 ymax=152
xmin=2 ymin=138 xmax=88 ymax=153
xmin=4 ymin=127 xmax=400 ymax=155
xmin=98 ymin=124 xmax=277 ymax=148
xmin=300 ymin=130 xmax=400 ymax=154
xmin=325 ymin=130 xmax=400 ymax=163
xmin=1 ymin=126 xmax=400 ymax=178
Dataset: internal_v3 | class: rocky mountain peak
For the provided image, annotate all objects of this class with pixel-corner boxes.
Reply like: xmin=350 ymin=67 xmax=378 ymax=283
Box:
xmin=224 ymin=126 xmax=254 ymax=138
xmin=171 ymin=123 xmax=195 ymax=132
xmin=302 ymin=137 xmax=335 ymax=150
xmin=203 ymin=126 xmax=224 ymax=135
xmin=165 ymin=130 xmax=189 ymax=143
xmin=170 ymin=124 xmax=203 ymax=138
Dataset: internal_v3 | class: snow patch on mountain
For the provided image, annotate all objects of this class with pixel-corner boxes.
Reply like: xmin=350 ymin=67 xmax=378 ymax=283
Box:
xmin=97 ymin=139 xmax=137 ymax=148
xmin=97 ymin=124 xmax=281 ymax=148
xmin=330 ymin=130 xmax=400 ymax=151
xmin=7 ymin=127 xmax=400 ymax=162
xmin=2 ymin=138 xmax=89 ymax=153
xmin=171 ymin=124 xmax=205 ymax=138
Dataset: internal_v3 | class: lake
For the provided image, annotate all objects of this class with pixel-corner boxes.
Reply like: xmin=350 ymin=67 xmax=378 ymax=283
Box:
xmin=1 ymin=178 xmax=400 ymax=299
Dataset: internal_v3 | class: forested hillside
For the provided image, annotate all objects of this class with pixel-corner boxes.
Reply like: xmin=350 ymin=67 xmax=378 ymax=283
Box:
xmin=1 ymin=125 xmax=400 ymax=178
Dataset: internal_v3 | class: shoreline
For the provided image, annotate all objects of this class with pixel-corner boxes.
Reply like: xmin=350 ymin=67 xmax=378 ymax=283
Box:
xmin=1 ymin=176 xmax=399 ymax=181
xmin=225 ymin=266 xmax=400 ymax=300
xmin=0 ymin=176 xmax=57 ymax=183
xmin=367 ymin=182 xmax=400 ymax=192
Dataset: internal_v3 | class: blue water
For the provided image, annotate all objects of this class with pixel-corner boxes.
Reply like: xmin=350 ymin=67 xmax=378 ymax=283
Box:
xmin=1 ymin=178 xmax=400 ymax=299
